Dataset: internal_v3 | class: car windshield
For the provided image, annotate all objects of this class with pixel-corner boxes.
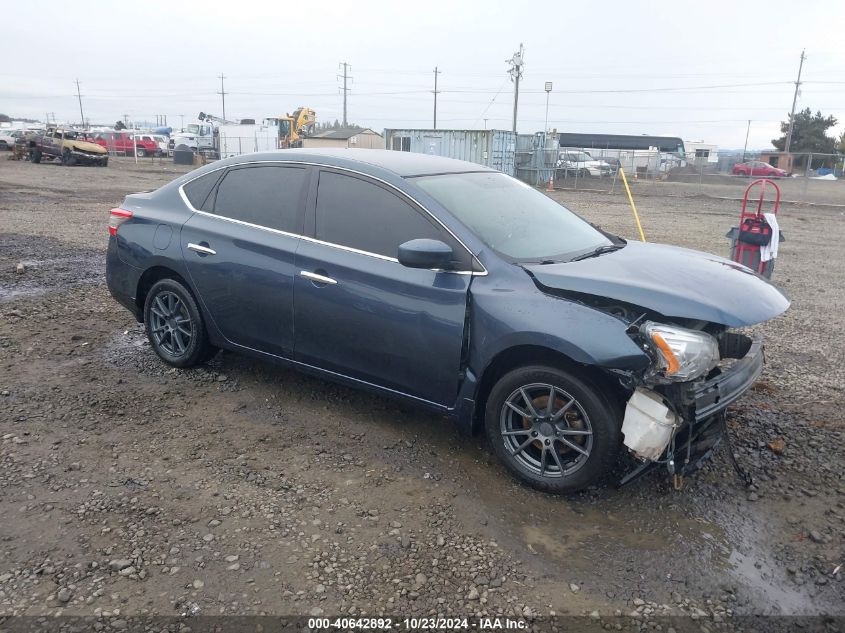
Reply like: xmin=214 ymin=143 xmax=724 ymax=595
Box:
xmin=186 ymin=124 xmax=200 ymax=134
xmin=412 ymin=171 xmax=613 ymax=262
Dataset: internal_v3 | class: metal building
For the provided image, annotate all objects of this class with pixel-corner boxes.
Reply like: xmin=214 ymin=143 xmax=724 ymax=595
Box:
xmin=383 ymin=129 xmax=516 ymax=175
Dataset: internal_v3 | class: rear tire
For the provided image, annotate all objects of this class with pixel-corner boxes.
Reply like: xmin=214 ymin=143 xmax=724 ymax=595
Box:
xmin=135 ymin=148 xmax=146 ymax=157
xmin=143 ymin=278 xmax=213 ymax=368
xmin=485 ymin=365 xmax=621 ymax=494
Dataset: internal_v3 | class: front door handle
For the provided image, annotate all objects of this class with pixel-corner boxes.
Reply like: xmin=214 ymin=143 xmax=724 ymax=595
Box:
xmin=300 ymin=270 xmax=337 ymax=285
xmin=187 ymin=243 xmax=216 ymax=256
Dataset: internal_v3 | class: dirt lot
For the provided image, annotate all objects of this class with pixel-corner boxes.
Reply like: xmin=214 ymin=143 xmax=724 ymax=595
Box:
xmin=0 ymin=157 xmax=843 ymax=628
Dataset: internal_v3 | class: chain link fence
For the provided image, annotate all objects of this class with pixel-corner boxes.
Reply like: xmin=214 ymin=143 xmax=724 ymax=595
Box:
xmin=515 ymin=135 xmax=844 ymax=207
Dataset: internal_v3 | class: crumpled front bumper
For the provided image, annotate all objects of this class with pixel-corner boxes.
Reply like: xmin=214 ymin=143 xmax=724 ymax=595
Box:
xmin=71 ymin=149 xmax=108 ymax=164
xmin=619 ymin=333 xmax=763 ymax=486
xmin=688 ymin=334 xmax=763 ymax=423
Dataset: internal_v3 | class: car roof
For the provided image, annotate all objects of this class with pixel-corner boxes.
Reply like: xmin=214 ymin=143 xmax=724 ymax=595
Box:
xmin=212 ymin=148 xmax=496 ymax=178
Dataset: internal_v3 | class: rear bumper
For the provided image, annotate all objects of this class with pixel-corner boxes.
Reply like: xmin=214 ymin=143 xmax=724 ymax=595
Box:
xmin=106 ymin=238 xmax=143 ymax=321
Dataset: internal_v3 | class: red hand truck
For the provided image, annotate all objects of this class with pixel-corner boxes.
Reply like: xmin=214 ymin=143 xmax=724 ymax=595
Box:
xmin=729 ymin=178 xmax=781 ymax=279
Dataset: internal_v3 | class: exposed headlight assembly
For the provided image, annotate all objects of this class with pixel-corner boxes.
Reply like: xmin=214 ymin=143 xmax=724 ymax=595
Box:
xmin=642 ymin=321 xmax=719 ymax=382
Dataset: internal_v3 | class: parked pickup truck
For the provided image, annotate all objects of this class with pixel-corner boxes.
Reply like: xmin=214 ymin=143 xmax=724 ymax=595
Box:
xmin=28 ymin=127 xmax=109 ymax=166
xmin=91 ymin=131 xmax=159 ymax=157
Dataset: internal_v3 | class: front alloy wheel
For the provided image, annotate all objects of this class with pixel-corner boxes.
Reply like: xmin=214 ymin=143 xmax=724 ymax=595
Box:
xmin=500 ymin=383 xmax=594 ymax=478
xmin=485 ymin=365 xmax=620 ymax=493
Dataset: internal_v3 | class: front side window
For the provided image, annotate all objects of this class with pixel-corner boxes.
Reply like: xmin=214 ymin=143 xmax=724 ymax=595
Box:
xmin=315 ymin=171 xmax=443 ymax=259
xmin=212 ymin=165 xmax=306 ymax=233
xmin=413 ymin=171 xmax=612 ymax=263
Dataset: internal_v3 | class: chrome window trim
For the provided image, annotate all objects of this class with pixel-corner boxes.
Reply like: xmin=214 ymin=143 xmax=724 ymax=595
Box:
xmin=177 ymin=159 xmax=488 ymax=276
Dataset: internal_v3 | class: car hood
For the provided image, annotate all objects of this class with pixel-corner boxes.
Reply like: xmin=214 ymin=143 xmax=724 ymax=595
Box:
xmin=69 ymin=140 xmax=107 ymax=154
xmin=524 ymin=241 xmax=790 ymax=327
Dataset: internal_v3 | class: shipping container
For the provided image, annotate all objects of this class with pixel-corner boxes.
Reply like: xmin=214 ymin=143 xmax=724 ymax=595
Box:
xmin=383 ymin=129 xmax=516 ymax=175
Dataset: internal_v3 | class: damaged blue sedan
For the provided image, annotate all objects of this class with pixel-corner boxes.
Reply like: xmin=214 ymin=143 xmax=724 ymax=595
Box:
xmin=106 ymin=149 xmax=789 ymax=493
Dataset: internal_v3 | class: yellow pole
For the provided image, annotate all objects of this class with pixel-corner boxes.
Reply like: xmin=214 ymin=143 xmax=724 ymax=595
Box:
xmin=619 ymin=167 xmax=646 ymax=242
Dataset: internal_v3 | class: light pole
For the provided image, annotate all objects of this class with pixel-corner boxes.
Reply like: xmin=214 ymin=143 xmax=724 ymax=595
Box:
xmin=543 ymin=81 xmax=555 ymax=188
xmin=544 ymin=81 xmax=553 ymax=134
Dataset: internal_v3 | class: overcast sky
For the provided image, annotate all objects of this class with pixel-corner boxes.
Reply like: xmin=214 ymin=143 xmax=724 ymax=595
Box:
xmin=4 ymin=0 xmax=844 ymax=149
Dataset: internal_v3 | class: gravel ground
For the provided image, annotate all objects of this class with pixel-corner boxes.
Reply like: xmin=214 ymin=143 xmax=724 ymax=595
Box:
xmin=0 ymin=157 xmax=842 ymax=630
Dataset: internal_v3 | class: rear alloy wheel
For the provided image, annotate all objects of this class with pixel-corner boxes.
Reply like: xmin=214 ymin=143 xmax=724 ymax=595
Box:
xmin=485 ymin=365 xmax=620 ymax=493
xmin=144 ymin=279 xmax=213 ymax=367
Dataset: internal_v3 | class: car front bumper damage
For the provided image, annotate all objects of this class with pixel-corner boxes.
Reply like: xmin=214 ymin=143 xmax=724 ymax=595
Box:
xmin=619 ymin=332 xmax=763 ymax=487
xmin=71 ymin=149 xmax=108 ymax=164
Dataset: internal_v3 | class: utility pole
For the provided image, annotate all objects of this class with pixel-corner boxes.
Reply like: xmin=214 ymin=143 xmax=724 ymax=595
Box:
xmin=75 ymin=79 xmax=85 ymax=127
xmin=218 ymin=73 xmax=227 ymax=121
xmin=433 ymin=66 xmax=441 ymax=129
xmin=483 ymin=118 xmax=488 ymax=130
xmin=179 ymin=114 xmax=185 ymax=131
xmin=338 ymin=62 xmax=351 ymax=127
xmin=506 ymin=44 xmax=525 ymax=134
xmin=742 ymin=120 xmax=751 ymax=162
xmin=784 ymin=49 xmax=805 ymax=155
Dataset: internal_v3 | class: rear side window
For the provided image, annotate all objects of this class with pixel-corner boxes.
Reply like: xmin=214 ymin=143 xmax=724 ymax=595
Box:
xmin=212 ymin=165 xmax=307 ymax=233
xmin=315 ymin=171 xmax=442 ymax=259
xmin=182 ymin=171 xmax=222 ymax=211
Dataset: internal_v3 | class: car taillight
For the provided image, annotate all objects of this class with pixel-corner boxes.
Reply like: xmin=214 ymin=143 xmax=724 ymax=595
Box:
xmin=108 ymin=208 xmax=132 ymax=236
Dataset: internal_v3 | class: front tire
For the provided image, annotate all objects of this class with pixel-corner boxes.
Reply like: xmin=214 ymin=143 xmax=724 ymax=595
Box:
xmin=135 ymin=148 xmax=147 ymax=157
xmin=143 ymin=278 xmax=213 ymax=368
xmin=485 ymin=365 xmax=621 ymax=494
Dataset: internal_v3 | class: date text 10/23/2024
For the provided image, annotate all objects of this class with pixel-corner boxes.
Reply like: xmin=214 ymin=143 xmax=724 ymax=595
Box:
xmin=307 ymin=617 xmax=527 ymax=630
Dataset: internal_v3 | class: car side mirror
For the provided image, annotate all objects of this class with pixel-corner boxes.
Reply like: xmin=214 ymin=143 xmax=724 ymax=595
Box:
xmin=398 ymin=239 xmax=453 ymax=270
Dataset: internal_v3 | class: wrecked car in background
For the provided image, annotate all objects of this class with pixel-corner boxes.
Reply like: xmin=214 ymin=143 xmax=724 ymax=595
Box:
xmin=105 ymin=149 xmax=789 ymax=494
xmin=28 ymin=126 xmax=109 ymax=166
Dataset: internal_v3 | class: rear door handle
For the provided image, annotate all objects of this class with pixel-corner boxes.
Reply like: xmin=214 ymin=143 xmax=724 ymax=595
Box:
xmin=300 ymin=271 xmax=337 ymax=285
xmin=187 ymin=243 xmax=216 ymax=256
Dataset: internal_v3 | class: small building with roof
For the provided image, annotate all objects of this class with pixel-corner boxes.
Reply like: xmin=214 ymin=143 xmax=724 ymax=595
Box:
xmin=302 ymin=128 xmax=383 ymax=149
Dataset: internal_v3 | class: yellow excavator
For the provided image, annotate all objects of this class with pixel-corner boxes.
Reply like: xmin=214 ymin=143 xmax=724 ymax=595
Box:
xmin=267 ymin=107 xmax=316 ymax=148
